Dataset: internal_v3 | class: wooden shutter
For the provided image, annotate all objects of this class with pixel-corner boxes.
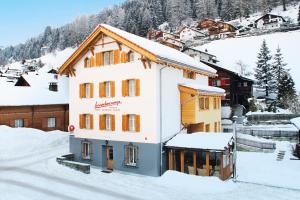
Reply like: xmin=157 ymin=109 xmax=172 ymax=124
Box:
xmin=122 ymin=114 xmax=128 ymax=131
xmin=82 ymin=142 xmax=86 ymax=158
xmin=121 ymin=52 xmax=128 ymax=63
xmin=90 ymin=56 xmax=95 ymax=67
xmin=135 ymin=79 xmax=140 ymax=96
xmin=90 ymin=83 xmax=94 ymax=98
xmin=111 ymin=81 xmax=115 ymax=97
xmin=100 ymin=52 xmax=104 ymax=66
xmin=95 ymin=53 xmax=101 ymax=66
xmin=79 ymin=114 xmax=83 ymax=129
xmin=99 ymin=82 xmax=105 ymax=97
xmin=125 ymin=145 xmax=129 ymax=164
xmin=111 ymin=115 xmax=115 ymax=131
xmin=135 ymin=115 xmax=140 ymax=132
xmin=113 ymin=50 xmax=120 ymax=64
xmin=79 ymin=84 xmax=83 ymax=98
xmin=99 ymin=115 xmax=105 ymax=130
xmin=90 ymin=114 xmax=94 ymax=129
xmin=122 ymin=80 xmax=128 ymax=97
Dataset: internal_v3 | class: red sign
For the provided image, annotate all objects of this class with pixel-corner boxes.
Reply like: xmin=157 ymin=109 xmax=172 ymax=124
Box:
xmin=95 ymin=101 xmax=122 ymax=110
xmin=69 ymin=125 xmax=75 ymax=133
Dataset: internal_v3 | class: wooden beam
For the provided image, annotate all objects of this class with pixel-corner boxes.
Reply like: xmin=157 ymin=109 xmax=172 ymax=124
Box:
xmin=220 ymin=152 xmax=223 ymax=179
xmin=206 ymin=151 xmax=210 ymax=176
xmin=193 ymin=151 xmax=197 ymax=175
xmin=180 ymin=151 xmax=185 ymax=173
xmin=117 ymin=42 xmax=122 ymax=51
xmin=168 ymin=150 xmax=173 ymax=170
xmin=90 ymin=47 xmax=95 ymax=56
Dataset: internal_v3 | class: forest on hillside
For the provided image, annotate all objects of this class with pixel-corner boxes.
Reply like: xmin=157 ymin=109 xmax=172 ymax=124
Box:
xmin=0 ymin=0 xmax=299 ymax=65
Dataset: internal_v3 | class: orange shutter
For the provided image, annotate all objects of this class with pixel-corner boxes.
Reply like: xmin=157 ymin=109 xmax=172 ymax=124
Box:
xmin=99 ymin=82 xmax=105 ymax=97
xmin=99 ymin=115 xmax=105 ymax=130
xmin=111 ymin=115 xmax=115 ymax=131
xmin=122 ymin=80 xmax=128 ymax=97
xmin=100 ymin=52 xmax=104 ymax=66
xmin=79 ymin=114 xmax=83 ymax=129
xmin=90 ymin=83 xmax=94 ymax=98
xmin=95 ymin=53 xmax=101 ymax=66
xmin=122 ymin=115 xmax=128 ymax=131
xmin=113 ymin=50 xmax=120 ymax=64
xmin=135 ymin=115 xmax=140 ymax=132
xmin=79 ymin=84 xmax=83 ymax=98
xmin=111 ymin=81 xmax=115 ymax=97
xmin=90 ymin=114 xmax=94 ymax=129
xmin=135 ymin=79 xmax=140 ymax=96
xmin=121 ymin=52 xmax=128 ymax=63
xmin=90 ymin=56 xmax=95 ymax=67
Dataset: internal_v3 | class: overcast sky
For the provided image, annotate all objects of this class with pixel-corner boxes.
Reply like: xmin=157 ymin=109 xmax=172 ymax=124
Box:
xmin=0 ymin=0 xmax=124 ymax=47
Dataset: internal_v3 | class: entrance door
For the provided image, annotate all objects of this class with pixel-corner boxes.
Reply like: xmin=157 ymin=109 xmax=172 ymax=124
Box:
xmin=106 ymin=146 xmax=113 ymax=170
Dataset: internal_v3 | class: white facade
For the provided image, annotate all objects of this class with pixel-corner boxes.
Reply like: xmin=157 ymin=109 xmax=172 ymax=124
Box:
xmin=69 ymin=35 xmax=210 ymax=144
xmin=256 ymin=15 xmax=284 ymax=29
xmin=179 ymin=27 xmax=205 ymax=42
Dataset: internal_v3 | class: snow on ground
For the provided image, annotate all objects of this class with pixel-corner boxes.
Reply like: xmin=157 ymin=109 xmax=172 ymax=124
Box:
xmin=1 ymin=126 xmax=300 ymax=200
xmin=196 ymin=30 xmax=300 ymax=90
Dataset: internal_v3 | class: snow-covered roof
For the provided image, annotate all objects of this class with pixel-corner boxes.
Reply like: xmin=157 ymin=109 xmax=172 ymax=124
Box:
xmin=290 ymin=117 xmax=300 ymax=130
xmin=0 ymin=72 xmax=68 ymax=106
xmin=165 ymin=132 xmax=233 ymax=151
xmin=180 ymin=83 xmax=225 ymax=95
xmin=100 ymin=24 xmax=216 ymax=75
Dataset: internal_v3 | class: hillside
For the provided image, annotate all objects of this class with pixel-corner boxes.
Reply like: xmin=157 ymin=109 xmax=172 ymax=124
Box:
xmin=196 ymin=30 xmax=300 ymax=90
xmin=1 ymin=0 xmax=299 ymax=65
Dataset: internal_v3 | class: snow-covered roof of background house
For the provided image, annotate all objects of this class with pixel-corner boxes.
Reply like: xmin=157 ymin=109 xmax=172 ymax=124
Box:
xmin=290 ymin=117 xmax=300 ymax=130
xmin=94 ymin=24 xmax=217 ymax=75
xmin=0 ymin=72 xmax=68 ymax=106
xmin=165 ymin=132 xmax=233 ymax=151
xmin=180 ymin=83 xmax=225 ymax=95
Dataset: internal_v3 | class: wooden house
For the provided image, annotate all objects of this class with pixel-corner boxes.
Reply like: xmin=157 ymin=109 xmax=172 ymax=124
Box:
xmin=0 ymin=73 xmax=69 ymax=131
xmin=254 ymin=14 xmax=286 ymax=29
xmin=58 ymin=24 xmax=230 ymax=178
xmin=204 ymin=62 xmax=253 ymax=109
xmin=196 ymin=19 xmax=237 ymax=39
xmin=178 ymin=26 xmax=206 ymax=42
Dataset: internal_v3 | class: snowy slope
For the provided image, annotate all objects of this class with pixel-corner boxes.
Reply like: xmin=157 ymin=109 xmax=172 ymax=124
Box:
xmin=196 ymin=30 xmax=300 ymax=90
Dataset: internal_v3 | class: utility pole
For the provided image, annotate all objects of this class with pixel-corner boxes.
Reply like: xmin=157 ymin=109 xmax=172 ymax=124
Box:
xmin=233 ymin=115 xmax=238 ymax=182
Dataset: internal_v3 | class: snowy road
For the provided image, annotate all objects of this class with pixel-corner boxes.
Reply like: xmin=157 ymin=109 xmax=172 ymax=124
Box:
xmin=0 ymin=126 xmax=300 ymax=200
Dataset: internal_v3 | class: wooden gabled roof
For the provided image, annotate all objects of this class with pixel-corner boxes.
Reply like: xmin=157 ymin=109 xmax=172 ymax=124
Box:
xmin=58 ymin=24 xmax=217 ymax=77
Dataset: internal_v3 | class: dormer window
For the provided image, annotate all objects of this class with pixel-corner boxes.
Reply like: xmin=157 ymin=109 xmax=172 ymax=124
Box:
xmin=183 ymin=70 xmax=196 ymax=79
xmin=128 ymin=51 xmax=134 ymax=62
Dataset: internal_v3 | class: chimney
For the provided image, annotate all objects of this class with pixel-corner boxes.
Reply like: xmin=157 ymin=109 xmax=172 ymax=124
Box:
xmin=49 ymin=82 xmax=58 ymax=92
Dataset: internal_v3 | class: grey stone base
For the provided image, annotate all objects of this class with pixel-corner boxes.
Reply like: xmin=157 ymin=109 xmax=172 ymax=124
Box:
xmin=57 ymin=153 xmax=90 ymax=174
xmin=69 ymin=135 xmax=162 ymax=176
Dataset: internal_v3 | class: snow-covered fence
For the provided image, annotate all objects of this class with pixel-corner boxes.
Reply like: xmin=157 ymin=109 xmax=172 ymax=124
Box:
xmin=237 ymin=137 xmax=276 ymax=150
xmin=246 ymin=113 xmax=300 ymax=124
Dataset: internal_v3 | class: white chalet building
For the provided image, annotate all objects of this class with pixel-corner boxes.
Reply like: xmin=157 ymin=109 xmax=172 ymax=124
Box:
xmin=59 ymin=24 xmax=225 ymax=177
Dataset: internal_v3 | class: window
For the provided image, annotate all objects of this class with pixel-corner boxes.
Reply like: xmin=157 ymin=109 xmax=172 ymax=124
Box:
xmin=199 ymin=97 xmax=205 ymax=110
xmin=122 ymin=114 xmax=140 ymax=132
xmin=129 ymin=114 xmax=136 ymax=131
xmin=99 ymin=114 xmax=115 ymax=131
xmin=128 ymin=51 xmax=134 ymax=62
xmin=214 ymin=122 xmax=218 ymax=132
xmin=99 ymin=81 xmax=115 ymax=98
xmin=105 ymin=115 xmax=111 ymax=130
xmin=79 ymin=114 xmax=93 ymax=129
xmin=48 ymin=117 xmax=56 ymax=128
xmin=79 ymin=83 xmax=94 ymax=98
xmin=205 ymin=97 xmax=209 ymax=109
xmin=105 ymin=81 xmax=111 ymax=97
xmin=82 ymin=142 xmax=92 ymax=160
xmin=104 ymin=51 xmax=110 ymax=65
xmin=205 ymin=124 xmax=210 ymax=132
xmin=15 ymin=119 xmax=24 ymax=128
xmin=109 ymin=51 xmax=114 ymax=64
xmin=128 ymin=79 xmax=135 ymax=97
xmin=213 ymin=98 xmax=217 ymax=109
xmin=183 ymin=70 xmax=196 ymax=79
xmin=122 ymin=79 xmax=140 ymax=97
xmin=125 ymin=145 xmax=138 ymax=167
xmin=84 ymin=57 xmax=90 ymax=68
xmin=243 ymin=82 xmax=248 ymax=87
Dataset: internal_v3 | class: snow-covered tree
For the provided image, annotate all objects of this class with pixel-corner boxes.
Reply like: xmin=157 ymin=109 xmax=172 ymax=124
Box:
xmin=255 ymin=40 xmax=273 ymax=97
xmin=277 ymin=71 xmax=296 ymax=109
xmin=272 ymin=46 xmax=287 ymax=92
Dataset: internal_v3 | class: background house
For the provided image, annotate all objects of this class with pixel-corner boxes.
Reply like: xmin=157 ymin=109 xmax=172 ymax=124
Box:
xmin=254 ymin=14 xmax=286 ymax=29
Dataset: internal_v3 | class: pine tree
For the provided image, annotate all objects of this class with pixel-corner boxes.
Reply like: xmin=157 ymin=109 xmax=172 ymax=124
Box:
xmin=255 ymin=40 xmax=273 ymax=97
xmin=298 ymin=5 xmax=300 ymax=25
xmin=272 ymin=46 xmax=287 ymax=93
xmin=277 ymin=71 xmax=296 ymax=109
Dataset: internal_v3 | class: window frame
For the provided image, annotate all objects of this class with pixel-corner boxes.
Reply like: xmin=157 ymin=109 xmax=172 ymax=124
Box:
xmin=124 ymin=145 xmax=138 ymax=167
xmin=129 ymin=114 xmax=136 ymax=132
xmin=105 ymin=81 xmax=111 ymax=97
xmin=15 ymin=119 xmax=24 ymax=128
xmin=128 ymin=79 xmax=135 ymax=97
xmin=85 ymin=83 xmax=91 ymax=98
xmin=82 ymin=142 xmax=91 ymax=160
xmin=105 ymin=114 xmax=111 ymax=131
xmin=47 ymin=117 xmax=56 ymax=128
xmin=85 ymin=114 xmax=91 ymax=129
